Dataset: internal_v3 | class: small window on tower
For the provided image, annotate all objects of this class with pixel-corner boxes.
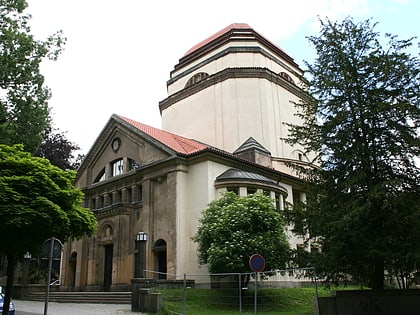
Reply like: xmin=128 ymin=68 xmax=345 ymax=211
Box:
xmin=185 ymin=72 xmax=209 ymax=88
xmin=279 ymin=72 xmax=295 ymax=85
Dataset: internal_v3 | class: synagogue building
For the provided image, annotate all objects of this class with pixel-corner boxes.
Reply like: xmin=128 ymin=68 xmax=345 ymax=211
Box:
xmin=60 ymin=23 xmax=312 ymax=291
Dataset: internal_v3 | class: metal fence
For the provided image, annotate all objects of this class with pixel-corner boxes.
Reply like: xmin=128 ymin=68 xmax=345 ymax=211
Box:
xmin=143 ymin=268 xmax=319 ymax=315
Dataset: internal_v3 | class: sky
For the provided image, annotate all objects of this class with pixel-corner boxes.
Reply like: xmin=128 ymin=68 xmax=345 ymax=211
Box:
xmin=25 ymin=0 xmax=419 ymax=154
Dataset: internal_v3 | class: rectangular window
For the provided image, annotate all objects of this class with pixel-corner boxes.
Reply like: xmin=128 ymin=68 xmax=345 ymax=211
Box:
xmin=112 ymin=159 xmax=124 ymax=176
xmin=227 ymin=187 xmax=239 ymax=195
xmin=247 ymin=188 xmax=257 ymax=195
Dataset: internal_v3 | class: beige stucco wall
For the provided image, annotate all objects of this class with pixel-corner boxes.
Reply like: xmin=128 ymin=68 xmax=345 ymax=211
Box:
xmin=175 ymin=160 xmax=231 ymax=280
xmin=162 ymin=77 xmax=304 ymax=162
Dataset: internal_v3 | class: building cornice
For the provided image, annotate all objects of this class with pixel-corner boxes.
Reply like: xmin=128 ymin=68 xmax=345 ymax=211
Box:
xmin=169 ymin=46 xmax=303 ymax=87
xmin=159 ymin=67 xmax=308 ymax=114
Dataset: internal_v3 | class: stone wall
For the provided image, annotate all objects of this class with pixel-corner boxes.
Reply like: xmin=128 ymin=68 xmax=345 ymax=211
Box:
xmin=316 ymin=289 xmax=420 ymax=315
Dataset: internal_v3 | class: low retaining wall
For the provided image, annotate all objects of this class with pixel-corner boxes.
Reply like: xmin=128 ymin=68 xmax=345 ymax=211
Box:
xmin=131 ymin=278 xmax=194 ymax=313
xmin=316 ymin=289 xmax=420 ymax=315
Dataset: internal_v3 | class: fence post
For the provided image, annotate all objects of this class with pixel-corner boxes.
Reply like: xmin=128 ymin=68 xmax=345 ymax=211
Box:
xmin=183 ymin=273 xmax=187 ymax=315
xmin=313 ymin=267 xmax=320 ymax=315
xmin=239 ymin=273 xmax=242 ymax=315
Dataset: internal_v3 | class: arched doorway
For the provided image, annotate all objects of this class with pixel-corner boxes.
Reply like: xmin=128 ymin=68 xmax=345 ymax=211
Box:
xmin=153 ymin=239 xmax=167 ymax=279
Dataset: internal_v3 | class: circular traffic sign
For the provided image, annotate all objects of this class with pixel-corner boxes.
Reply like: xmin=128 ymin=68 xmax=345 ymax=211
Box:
xmin=249 ymin=254 xmax=265 ymax=272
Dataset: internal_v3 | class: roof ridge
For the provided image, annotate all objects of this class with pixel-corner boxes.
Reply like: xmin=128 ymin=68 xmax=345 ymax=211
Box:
xmin=184 ymin=23 xmax=251 ymax=56
xmin=115 ymin=114 xmax=208 ymax=155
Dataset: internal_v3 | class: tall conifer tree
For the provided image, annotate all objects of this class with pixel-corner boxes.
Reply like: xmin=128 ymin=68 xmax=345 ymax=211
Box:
xmin=286 ymin=17 xmax=420 ymax=289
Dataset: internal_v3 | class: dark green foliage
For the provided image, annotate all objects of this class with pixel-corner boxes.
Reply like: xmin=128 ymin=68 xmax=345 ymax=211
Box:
xmin=285 ymin=17 xmax=420 ymax=289
xmin=35 ymin=127 xmax=81 ymax=170
xmin=193 ymin=192 xmax=290 ymax=274
xmin=0 ymin=0 xmax=66 ymax=153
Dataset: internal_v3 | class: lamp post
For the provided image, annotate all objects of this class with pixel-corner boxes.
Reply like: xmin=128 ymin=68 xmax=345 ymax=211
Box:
xmin=134 ymin=232 xmax=148 ymax=278
xmin=22 ymin=251 xmax=32 ymax=285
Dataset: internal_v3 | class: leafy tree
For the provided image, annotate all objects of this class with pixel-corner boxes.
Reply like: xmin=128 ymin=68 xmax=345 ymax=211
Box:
xmin=0 ymin=144 xmax=97 ymax=314
xmin=0 ymin=0 xmax=66 ymax=153
xmin=35 ymin=127 xmax=82 ymax=170
xmin=285 ymin=17 xmax=420 ymax=290
xmin=193 ymin=192 xmax=290 ymax=279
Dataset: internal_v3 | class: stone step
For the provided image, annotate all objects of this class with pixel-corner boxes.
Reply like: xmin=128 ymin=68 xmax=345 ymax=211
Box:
xmin=25 ymin=291 xmax=131 ymax=304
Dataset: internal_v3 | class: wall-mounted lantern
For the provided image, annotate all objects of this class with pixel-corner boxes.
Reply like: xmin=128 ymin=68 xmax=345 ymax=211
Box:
xmin=136 ymin=232 xmax=148 ymax=242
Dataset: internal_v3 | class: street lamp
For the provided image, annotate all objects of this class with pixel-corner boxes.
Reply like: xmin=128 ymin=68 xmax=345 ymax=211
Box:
xmin=134 ymin=232 xmax=148 ymax=278
xmin=22 ymin=252 xmax=32 ymax=285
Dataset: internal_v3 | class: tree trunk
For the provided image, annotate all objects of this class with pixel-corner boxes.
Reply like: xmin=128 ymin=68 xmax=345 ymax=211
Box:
xmin=3 ymin=254 xmax=16 ymax=315
xmin=372 ymin=257 xmax=385 ymax=290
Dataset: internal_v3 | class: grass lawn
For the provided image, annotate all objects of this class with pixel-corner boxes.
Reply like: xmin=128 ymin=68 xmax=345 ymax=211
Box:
xmin=156 ymin=285 xmax=359 ymax=315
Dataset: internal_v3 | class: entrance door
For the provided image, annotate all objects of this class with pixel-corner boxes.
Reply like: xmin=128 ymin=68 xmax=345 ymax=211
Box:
xmin=157 ymin=251 xmax=167 ymax=279
xmin=153 ymin=239 xmax=167 ymax=279
xmin=69 ymin=252 xmax=77 ymax=288
xmin=104 ymin=244 xmax=113 ymax=291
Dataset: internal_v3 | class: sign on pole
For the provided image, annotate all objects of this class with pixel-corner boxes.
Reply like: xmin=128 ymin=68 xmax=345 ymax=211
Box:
xmin=249 ymin=254 xmax=265 ymax=272
xmin=42 ymin=237 xmax=62 ymax=315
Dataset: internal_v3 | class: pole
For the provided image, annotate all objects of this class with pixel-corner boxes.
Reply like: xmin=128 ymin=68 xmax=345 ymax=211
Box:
xmin=140 ymin=240 xmax=146 ymax=278
xmin=239 ymin=273 xmax=242 ymax=315
xmin=44 ymin=237 xmax=54 ymax=315
xmin=254 ymin=272 xmax=257 ymax=315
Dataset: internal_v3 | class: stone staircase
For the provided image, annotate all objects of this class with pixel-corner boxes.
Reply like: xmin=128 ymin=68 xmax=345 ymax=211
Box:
xmin=25 ymin=291 xmax=131 ymax=304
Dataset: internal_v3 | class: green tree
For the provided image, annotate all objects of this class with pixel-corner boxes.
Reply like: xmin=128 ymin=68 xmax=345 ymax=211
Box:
xmin=285 ymin=17 xmax=420 ymax=290
xmin=0 ymin=0 xmax=65 ymax=153
xmin=193 ymin=192 xmax=290 ymax=276
xmin=0 ymin=144 xmax=97 ymax=314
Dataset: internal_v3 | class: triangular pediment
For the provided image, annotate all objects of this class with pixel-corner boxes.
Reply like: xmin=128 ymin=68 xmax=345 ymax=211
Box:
xmin=75 ymin=115 xmax=208 ymax=188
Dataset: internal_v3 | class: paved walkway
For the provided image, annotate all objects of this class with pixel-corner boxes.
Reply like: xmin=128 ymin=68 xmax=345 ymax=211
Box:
xmin=14 ymin=299 xmax=146 ymax=315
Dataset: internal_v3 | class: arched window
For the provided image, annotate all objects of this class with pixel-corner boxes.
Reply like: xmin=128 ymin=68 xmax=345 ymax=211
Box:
xmin=291 ymin=150 xmax=308 ymax=162
xmin=185 ymin=72 xmax=209 ymax=88
xmin=279 ymin=72 xmax=295 ymax=84
xmin=102 ymin=224 xmax=113 ymax=237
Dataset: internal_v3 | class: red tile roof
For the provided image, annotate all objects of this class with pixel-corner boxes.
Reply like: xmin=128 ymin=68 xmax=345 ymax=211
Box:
xmin=184 ymin=23 xmax=251 ymax=56
xmin=181 ymin=23 xmax=299 ymax=70
xmin=117 ymin=115 xmax=209 ymax=155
